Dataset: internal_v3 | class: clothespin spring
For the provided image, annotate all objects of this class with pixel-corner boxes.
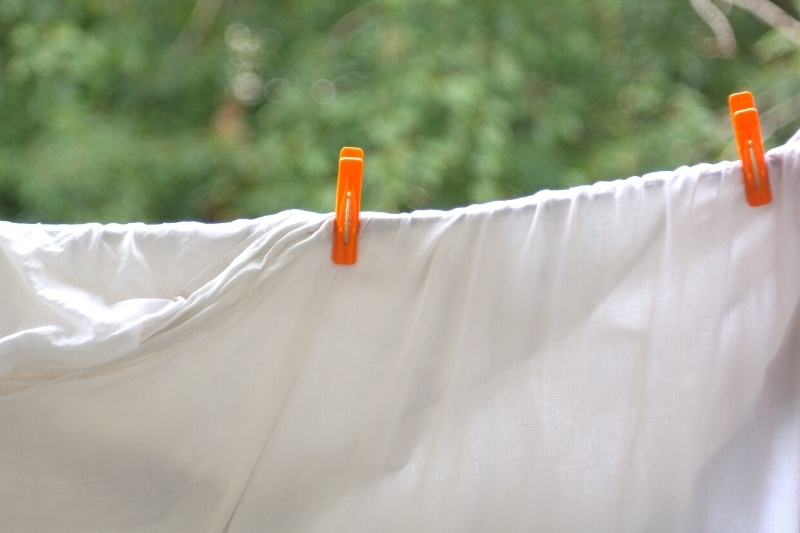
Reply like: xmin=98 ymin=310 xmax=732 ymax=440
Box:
xmin=344 ymin=192 xmax=352 ymax=245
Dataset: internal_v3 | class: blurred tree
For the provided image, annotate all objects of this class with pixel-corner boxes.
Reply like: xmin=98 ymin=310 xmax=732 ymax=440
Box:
xmin=0 ymin=0 xmax=798 ymax=222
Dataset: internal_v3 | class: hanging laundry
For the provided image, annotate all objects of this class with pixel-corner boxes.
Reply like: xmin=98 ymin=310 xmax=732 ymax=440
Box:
xmin=1 ymin=138 xmax=799 ymax=532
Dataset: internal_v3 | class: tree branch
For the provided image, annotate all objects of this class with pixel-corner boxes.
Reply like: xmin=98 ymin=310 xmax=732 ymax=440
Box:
xmin=690 ymin=0 xmax=738 ymax=56
xmin=160 ymin=0 xmax=225 ymax=76
xmin=727 ymin=0 xmax=800 ymax=45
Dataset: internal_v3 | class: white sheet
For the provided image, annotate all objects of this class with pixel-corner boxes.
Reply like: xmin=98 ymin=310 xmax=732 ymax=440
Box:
xmin=2 ymin=140 xmax=799 ymax=531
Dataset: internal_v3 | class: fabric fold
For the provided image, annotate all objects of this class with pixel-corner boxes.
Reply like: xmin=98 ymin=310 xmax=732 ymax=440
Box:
xmin=0 ymin=210 xmax=327 ymax=380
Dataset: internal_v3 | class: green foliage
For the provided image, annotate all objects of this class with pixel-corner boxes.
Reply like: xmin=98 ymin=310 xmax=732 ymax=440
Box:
xmin=0 ymin=0 xmax=798 ymax=222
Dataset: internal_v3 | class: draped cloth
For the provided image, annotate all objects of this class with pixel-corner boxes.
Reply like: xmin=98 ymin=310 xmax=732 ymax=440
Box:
xmin=2 ymin=139 xmax=799 ymax=531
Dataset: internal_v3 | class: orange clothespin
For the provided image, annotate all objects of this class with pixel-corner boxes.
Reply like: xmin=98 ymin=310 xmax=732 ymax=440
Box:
xmin=332 ymin=147 xmax=364 ymax=265
xmin=728 ymin=91 xmax=771 ymax=207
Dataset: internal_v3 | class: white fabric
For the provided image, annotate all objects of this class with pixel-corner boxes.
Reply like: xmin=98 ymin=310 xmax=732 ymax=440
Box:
xmin=2 ymin=140 xmax=800 ymax=532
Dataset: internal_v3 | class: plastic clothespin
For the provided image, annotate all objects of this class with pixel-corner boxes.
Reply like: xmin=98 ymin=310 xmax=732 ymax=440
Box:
xmin=332 ymin=147 xmax=364 ymax=265
xmin=728 ymin=91 xmax=771 ymax=207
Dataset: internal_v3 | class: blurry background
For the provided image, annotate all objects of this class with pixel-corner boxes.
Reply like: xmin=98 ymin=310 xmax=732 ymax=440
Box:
xmin=0 ymin=0 xmax=799 ymax=222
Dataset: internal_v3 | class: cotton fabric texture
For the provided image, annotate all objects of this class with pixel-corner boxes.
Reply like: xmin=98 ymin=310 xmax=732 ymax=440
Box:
xmin=2 ymin=140 xmax=800 ymax=532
